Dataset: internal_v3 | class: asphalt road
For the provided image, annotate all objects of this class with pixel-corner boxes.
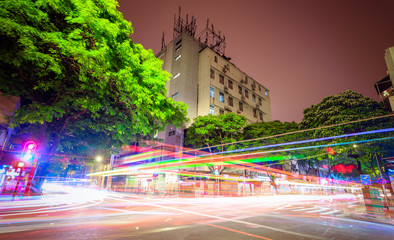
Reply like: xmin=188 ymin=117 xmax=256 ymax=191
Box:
xmin=0 ymin=189 xmax=393 ymax=240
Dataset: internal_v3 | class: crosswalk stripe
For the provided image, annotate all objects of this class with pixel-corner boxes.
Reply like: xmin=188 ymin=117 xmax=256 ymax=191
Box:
xmin=320 ymin=210 xmax=340 ymax=215
xmin=292 ymin=207 xmax=316 ymax=212
xmin=273 ymin=204 xmax=292 ymax=210
xmin=306 ymin=208 xmax=330 ymax=213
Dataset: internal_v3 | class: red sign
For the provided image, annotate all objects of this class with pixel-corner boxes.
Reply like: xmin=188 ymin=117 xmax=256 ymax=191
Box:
xmin=377 ymin=178 xmax=386 ymax=185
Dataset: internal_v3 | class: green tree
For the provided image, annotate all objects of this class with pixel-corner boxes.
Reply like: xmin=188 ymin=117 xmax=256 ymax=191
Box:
xmin=242 ymin=120 xmax=300 ymax=189
xmin=243 ymin=120 xmax=299 ymax=142
xmin=299 ymin=90 xmax=393 ymax=177
xmin=0 ymin=0 xmax=187 ymax=191
xmin=185 ymin=113 xmax=246 ymax=153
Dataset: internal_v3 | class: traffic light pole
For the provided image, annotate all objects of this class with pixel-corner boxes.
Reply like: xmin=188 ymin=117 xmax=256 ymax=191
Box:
xmin=23 ymin=154 xmax=39 ymax=196
xmin=12 ymin=167 xmax=23 ymax=200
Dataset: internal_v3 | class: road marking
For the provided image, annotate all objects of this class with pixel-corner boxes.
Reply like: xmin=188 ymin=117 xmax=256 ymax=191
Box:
xmin=273 ymin=204 xmax=291 ymax=210
xmin=306 ymin=208 xmax=330 ymax=213
xmin=0 ymin=200 xmax=103 ymax=217
xmin=292 ymin=207 xmax=316 ymax=212
xmin=320 ymin=210 xmax=340 ymax=215
xmin=108 ymin=196 xmax=326 ymax=240
xmin=206 ymin=223 xmax=273 ymax=240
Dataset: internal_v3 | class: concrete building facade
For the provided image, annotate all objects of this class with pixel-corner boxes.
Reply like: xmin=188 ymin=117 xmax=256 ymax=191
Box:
xmin=156 ymin=14 xmax=272 ymax=146
xmin=375 ymin=46 xmax=394 ymax=112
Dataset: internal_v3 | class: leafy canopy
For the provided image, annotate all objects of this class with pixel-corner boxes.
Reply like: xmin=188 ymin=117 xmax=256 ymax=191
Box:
xmin=0 ymin=0 xmax=188 ymax=156
xmin=184 ymin=113 xmax=246 ymax=152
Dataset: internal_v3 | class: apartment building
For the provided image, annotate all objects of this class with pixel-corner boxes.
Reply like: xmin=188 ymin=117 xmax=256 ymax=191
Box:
xmin=375 ymin=46 xmax=394 ymax=112
xmin=156 ymin=12 xmax=272 ymax=146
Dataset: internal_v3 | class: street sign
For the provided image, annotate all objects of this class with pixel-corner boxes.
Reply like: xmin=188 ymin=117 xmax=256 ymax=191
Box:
xmin=377 ymin=178 xmax=386 ymax=185
xmin=360 ymin=175 xmax=371 ymax=185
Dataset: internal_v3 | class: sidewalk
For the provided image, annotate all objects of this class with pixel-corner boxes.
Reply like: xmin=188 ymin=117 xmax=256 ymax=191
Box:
xmin=339 ymin=200 xmax=394 ymax=225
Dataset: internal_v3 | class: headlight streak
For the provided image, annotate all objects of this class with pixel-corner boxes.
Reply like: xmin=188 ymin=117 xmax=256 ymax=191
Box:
xmin=88 ymin=134 xmax=392 ymax=181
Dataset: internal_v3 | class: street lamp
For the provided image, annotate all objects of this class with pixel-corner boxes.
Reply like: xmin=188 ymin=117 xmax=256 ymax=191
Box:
xmin=95 ymin=156 xmax=103 ymax=162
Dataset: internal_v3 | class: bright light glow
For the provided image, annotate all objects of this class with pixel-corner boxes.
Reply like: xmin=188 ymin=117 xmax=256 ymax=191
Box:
xmin=96 ymin=156 xmax=103 ymax=162
xmin=22 ymin=154 xmax=33 ymax=161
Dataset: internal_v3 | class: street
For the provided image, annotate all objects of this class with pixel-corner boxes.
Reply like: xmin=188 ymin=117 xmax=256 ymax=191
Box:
xmin=1 ymin=187 xmax=393 ymax=240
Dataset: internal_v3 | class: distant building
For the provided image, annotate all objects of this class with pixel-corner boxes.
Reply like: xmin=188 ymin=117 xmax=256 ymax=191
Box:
xmin=0 ymin=94 xmax=20 ymax=150
xmin=375 ymin=46 xmax=394 ymax=112
xmin=156 ymin=10 xmax=272 ymax=147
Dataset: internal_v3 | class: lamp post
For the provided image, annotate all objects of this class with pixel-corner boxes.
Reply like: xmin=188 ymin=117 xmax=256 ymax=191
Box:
xmin=12 ymin=162 xmax=24 ymax=200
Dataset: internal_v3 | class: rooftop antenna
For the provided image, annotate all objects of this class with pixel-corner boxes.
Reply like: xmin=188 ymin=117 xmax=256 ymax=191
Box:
xmin=161 ymin=32 xmax=165 ymax=50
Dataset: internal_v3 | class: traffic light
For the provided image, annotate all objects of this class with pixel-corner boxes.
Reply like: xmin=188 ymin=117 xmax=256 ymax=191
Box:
xmin=21 ymin=141 xmax=37 ymax=162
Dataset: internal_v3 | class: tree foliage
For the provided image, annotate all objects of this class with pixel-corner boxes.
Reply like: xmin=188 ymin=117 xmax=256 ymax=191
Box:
xmin=299 ymin=90 xmax=389 ymax=132
xmin=243 ymin=120 xmax=299 ymax=142
xmin=0 ymin=0 xmax=188 ymax=189
xmin=299 ymin=90 xmax=393 ymax=178
xmin=184 ymin=113 xmax=246 ymax=152
xmin=0 ymin=0 xmax=187 ymax=156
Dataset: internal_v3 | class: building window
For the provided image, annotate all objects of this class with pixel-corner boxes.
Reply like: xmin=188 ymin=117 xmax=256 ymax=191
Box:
xmin=169 ymin=130 xmax=176 ymax=136
xmin=172 ymin=92 xmax=179 ymax=99
xmin=173 ymin=73 xmax=180 ymax=79
xmin=239 ymin=101 xmax=243 ymax=111
xmin=219 ymin=109 xmax=224 ymax=115
xmin=214 ymin=56 xmax=218 ymax=63
xmin=245 ymin=89 xmax=249 ymax=98
xmin=175 ymin=54 xmax=181 ymax=60
xmin=259 ymin=112 xmax=263 ymax=121
xmin=210 ymin=69 xmax=215 ymax=79
xmin=228 ymin=80 xmax=233 ymax=89
xmin=245 ymin=76 xmax=248 ymax=84
xmin=219 ymin=92 xmax=224 ymax=102
xmin=176 ymin=39 xmax=182 ymax=45
xmin=210 ymin=105 xmax=214 ymax=115
xmin=228 ymin=97 xmax=233 ymax=107
xmin=253 ymin=109 xmax=257 ymax=118
xmin=259 ymin=85 xmax=261 ymax=92
xmin=252 ymin=94 xmax=256 ymax=103
xmin=175 ymin=45 xmax=182 ymax=51
xmin=265 ymin=90 xmax=269 ymax=96
xmin=258 ymin=97 xmax=262 ymax=105
xmin=210 ymin=86 xmax=215 ymax=98
xmin=219 ymin=74 xmax=224 ymax=84
xmin=238 ymin=86 xmax=242 ymax=95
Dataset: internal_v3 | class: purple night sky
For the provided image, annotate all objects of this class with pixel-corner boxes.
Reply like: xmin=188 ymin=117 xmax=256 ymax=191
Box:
xmin=117 ymin=0 xmax=394 ymax=122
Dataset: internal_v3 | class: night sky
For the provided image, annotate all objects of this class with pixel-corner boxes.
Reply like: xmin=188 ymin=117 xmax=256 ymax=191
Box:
xmin=117 ymin=0 xmax=394 ymax=122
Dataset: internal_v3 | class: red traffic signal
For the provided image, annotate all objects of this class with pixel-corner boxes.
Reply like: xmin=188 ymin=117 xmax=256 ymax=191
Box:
xmin=21 ymin=141 xmax=38 ymax=162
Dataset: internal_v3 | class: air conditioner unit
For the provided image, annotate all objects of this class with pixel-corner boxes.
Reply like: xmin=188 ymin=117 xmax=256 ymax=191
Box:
xmin=224 ymin=106 xmax=231 ymax=111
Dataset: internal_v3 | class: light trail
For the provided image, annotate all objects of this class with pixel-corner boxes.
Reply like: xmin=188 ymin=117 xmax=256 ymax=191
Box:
xmin=205 ymin=223 xmax=273 ymax=240
xmin=131 ymin=135 xmax=393 ymax=172
xmin=189 ymin=113 xmax=394 ymax=154
xmin=107 ymin=196 xmax=327 ymax=239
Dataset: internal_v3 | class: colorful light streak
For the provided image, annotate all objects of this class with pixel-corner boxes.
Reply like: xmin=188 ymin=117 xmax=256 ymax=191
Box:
xmin=87 ymin=128 xmax=393 ymax=195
